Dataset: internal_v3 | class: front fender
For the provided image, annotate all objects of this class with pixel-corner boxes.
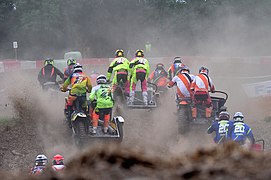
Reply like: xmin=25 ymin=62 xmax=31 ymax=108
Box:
xmin=71 ymin=112 xmax=87 ymax=121
xmin=114 ymin=116 xmax=125 ymax=123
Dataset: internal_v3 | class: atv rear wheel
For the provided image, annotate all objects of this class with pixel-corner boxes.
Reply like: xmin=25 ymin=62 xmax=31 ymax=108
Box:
xmin=178 ymin=107 xmax=190 ymax=134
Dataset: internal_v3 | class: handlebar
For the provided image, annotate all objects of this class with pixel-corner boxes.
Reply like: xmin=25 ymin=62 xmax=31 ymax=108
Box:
xmin=209 ymin=90 xmax=228 ymax=101
xmin=147 ymin=81 xmax=158 ymax=92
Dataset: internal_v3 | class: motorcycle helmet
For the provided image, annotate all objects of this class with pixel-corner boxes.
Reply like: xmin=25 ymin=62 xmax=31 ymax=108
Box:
xmin=115 ymin=49 xmax=124 ymax=57
xmin=135 ymin=49 xmax=144 ymax=57
xmin=67 ymin=58 xmax=77 ymax=66
xmin=156 ymin=63 xmax=165 ymax=69
xmin=233 ymin=112 xmax=244 ymax=122
xmin=73 ymin=63 xmax=83 ymax=73
xmin=44 ymin=58 xmax=54 ymax=66
xmin=179 ymin=65 xmax=190 ymax=74
xmin=199 ymin=66 xmax=209 ymax=75
xmin=96 ymin=74 xmax=107 ymax=84
xmin=173 ymin=57 xmax=182 ymax=64
xmin=219 ymin=111 xmax=230 ymax=121
xmin=52 ymin=154 xmax=64 ymax=165
xmin=35 ymin=154 xmax=48 ymax=166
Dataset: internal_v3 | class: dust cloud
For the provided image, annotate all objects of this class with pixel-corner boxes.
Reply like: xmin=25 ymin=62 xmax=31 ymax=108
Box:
xmin=1 ymin=1 xmax=271 ymax=179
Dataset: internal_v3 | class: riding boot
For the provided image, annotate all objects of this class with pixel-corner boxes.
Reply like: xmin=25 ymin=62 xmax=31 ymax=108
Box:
xmin=142 ymin=91 xmax=148 ymax=106
xmin=128 ymin=91 xmax=135 ymax=105
xmin=206 ymin=107 xmax=212 ymax=118
xmin=191 ymin=107 xmax=197 ymax=119
xmin=91 ymin=127 xmax=97 ymax=134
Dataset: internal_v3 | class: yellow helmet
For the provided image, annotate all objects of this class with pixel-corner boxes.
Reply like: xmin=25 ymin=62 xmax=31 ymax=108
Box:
xmin=135 ymin=49 xmax=144 ymax=57
xmin=115 ymin=49 xmax=124 ymax=57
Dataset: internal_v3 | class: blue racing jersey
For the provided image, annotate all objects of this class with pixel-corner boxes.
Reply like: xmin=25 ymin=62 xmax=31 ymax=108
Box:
xmin=207 ymin=120 xmax=233 ymax=144
xmin=230 ymin=121 xmax=255 ymax=145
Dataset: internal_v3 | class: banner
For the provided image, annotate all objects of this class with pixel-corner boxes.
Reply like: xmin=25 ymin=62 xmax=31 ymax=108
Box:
xmin=242 ymin=80 xmax=271 ymax=97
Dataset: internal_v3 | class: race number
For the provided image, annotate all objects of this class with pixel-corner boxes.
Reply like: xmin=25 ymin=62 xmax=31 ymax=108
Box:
xmin=218 ymin=123 xmax=229 ymax=134
xmin=234 ymin=125 xmax=245 ymax=133
xmin=138 ymin=58 xmax=147 ymax=64
xmin=116 ymin=58 xmax=125 ymax=64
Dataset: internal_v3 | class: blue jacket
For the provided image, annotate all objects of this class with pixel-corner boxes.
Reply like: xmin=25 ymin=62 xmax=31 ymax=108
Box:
xmin=207 ymin=120 xmax=233 ymax=144
xmin=230 ymin=121 xmax=255 ymax=145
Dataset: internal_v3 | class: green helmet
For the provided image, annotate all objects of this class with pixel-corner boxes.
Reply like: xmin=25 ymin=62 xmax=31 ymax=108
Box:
xmin=67 ymin=58 xmax=77 ymax=66
xmin=44 ymin=58 xmax=54 ymax=66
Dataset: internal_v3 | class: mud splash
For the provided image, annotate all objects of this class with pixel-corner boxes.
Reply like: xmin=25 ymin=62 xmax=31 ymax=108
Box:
xmin=1 ymin=142 xmax=271 ymax=180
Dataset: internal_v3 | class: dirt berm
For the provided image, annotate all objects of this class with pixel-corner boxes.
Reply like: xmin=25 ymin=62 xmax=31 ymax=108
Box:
xmin=0 ymin=142 xmax=270 ymax=180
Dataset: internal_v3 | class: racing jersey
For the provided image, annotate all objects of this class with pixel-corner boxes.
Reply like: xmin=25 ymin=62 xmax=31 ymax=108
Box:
xmin=190 ymin=73 xmax=215 ymax=93
xmin=149 ymin=68 xmax=168 ymax=87
xmin=89 ymin=84 xmax=114 ymax=109
xmin=129 ymin=57 xmax=150 ymax=77
xmin=38 ymin=64 xmax=64 ymax=85
xmin=207 ymin=120 xmax=233 ymax=144
xmin=30 ymin=166 xmax=46 ymax=175
xmin=168 ymin=73 xmax=195 ymax=98
xmin=107 ymin=57 xmax=130 ymax=81
xmin=167 ymin=63 xmax=182 ymax=80
xmin=52 ymin=165 xmax=65 ymax=171
xmin=230 ymin=121 xmax=255 ymax=145
xmin=62 ymin=72 xmax=92 ymax=95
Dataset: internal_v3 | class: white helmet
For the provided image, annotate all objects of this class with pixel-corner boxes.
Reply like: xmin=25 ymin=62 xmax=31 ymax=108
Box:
xmin=233 ymin=112 xmax=244 ymax=121
xmin=96 ymin=74 xmax=107 ymax=84
xmin=35 ymin=154 xmax=48 ymax=166
xmin=73 ymin=63 xmax=83 ymax=73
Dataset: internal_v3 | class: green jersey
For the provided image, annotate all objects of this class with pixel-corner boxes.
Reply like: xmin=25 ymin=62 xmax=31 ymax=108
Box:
xmin=89 ymin=84 xmax=114 ymax=109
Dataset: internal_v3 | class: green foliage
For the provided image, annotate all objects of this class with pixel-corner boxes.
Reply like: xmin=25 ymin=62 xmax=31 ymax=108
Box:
xmin=0 ymin=0 xmax=271 ymax=58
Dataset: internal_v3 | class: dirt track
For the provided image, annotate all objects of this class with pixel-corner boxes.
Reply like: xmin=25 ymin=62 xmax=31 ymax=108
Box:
xmin=0 ymin=61 xmax=271 ymax=179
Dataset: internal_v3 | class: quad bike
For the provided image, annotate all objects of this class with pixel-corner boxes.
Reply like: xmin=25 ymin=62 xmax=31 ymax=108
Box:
xmin=42 ymin=81 xmax=63 ymax=100
xmin=177 ymin=90 xmax=228 ymax=134
xmin=64 ymin=94 xmax=90 ymax=146
xmin=127 ymin=82 xmax=160 ymax=109
xmin=42 ymin=81 xmax=61 ymax=92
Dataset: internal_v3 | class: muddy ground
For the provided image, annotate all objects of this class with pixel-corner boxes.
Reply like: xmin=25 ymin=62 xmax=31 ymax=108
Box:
xmin=0 ymin=61 xmax=271 ymax=179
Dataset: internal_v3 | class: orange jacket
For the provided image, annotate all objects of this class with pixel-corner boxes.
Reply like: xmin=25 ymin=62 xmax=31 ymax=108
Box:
xmin=190 ymin=73 xmax=215 ymax=93
xmin=168 ymin=73 xmax=193 ymax=98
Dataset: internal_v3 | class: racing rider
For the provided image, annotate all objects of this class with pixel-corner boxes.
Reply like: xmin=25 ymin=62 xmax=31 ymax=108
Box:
xmin=30 ymin=154 xmax=48 ymax=175
xmin=207 ymin=111 xmax=233 ymax=144
xmin=167 ymin=65 xmax=194 ymax=101
xmin=61 ymin=63 xmax=92 ymax=127
xmin=89 ymin=75 xmax=114 ymax=134
xmin=230 ymin=112 xmax=255 ymax=145
xmin=63 ymin=58 xmax=76 ymax=81
xmin=129 ymin=49 xmax=150 ymax=105
xmin=190 ymin=66 xmax=215 ymax=119
xmin=148 ymin=63 xmax=168 ymax=92
xmin=51 ymin=154 xmax=65 ymax=172
xmin=107 ymin=49 xmax=130 ymax=95
xmin=38 ymin=58 xmax=64 ymax=90
xmin=167 ymin=56 xmax=183 ymax=81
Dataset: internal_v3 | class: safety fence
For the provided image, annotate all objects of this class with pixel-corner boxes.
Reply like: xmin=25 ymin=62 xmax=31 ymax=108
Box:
xmin=1 ymin=56 xmax=271 ymax=73
xmin=1 ymin=56 xmax=271 ymax=98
